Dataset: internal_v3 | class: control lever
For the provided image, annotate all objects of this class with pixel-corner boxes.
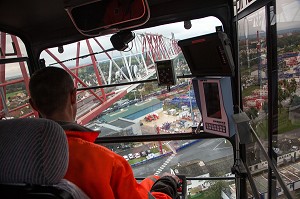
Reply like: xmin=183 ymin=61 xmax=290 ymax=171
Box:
xmin=176 ymin=175 xmax=187 ymax=199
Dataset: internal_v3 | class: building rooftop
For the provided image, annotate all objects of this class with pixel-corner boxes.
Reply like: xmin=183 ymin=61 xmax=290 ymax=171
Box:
xmin=98 ymin=124 xmax=121 ymax=137
xmin=171 ymin=160 xmax=209 ymax=177
xmin=110 ymin=118 xmax=135 ymax=128
xmin=88 ymin=118 xmax=139 ymax=137
xmin=102 ymin=98 xmax=162 ymax=122
xmin=205 ymin=155 xmax=234 ymax=176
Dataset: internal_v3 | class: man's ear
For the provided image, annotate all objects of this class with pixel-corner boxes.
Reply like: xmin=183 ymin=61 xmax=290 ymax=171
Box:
xmin=29 ymin=98 xmax=43 ymax=117
xmin=70 ymin=88 xmax=77 ymax=104
xmin=29 ymin=98 xmax=38 ymax=111
xmin=29 ymin=98 xmax=37 ymax=111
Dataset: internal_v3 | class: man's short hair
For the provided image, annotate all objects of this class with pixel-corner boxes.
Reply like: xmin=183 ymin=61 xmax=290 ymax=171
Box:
xmin=29 ymin=67 xmax=74 ymax=116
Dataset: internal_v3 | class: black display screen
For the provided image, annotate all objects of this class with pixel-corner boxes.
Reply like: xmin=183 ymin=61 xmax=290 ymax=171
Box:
xmin=203 ymin=82 xmax=221 ymax=119
xmin=155 ymin=60 xmax=176 ymax=86
xmin=178 ymin=32 xmax=233 ymax=76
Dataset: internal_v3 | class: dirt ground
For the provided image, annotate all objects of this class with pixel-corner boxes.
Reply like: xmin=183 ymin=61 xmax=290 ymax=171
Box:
xmin=142 ymin=111 xmax=178 ymax=127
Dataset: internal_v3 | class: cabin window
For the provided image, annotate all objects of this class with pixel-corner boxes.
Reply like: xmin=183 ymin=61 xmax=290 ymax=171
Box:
xmin=0 ymin=32 xmax=34 ymax=119
xmin=40 ymin=17 xmax=224 ymax=135
xmin=238 ymin=0 xmax=300 ymax=197
xmin=39 ymin=17 xmax=236 ymax=196
xmin=276 ymin=0 xmax=300 ymax=172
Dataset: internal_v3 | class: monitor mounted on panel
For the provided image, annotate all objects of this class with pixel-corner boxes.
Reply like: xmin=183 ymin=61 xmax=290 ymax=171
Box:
xmin=192 ymin=77 xmax=235 ymax=137
xmin=178 ymin=31 xmax=235 ymax=77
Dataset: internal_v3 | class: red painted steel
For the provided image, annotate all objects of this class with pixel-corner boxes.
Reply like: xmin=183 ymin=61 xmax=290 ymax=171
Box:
xmin=85 ymin=39 xmax=107 ymax=101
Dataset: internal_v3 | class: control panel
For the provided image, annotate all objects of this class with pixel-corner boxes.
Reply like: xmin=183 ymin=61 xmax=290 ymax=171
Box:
xmin=177 ymin=175 xmax=187 ymax=199
xmin=192 ymin=77 xmax=235 ymax=137
xmin=155 ymin=59 xmax=177 ymax=86
xmin=205 ymin=123 xmax=226 ymax=133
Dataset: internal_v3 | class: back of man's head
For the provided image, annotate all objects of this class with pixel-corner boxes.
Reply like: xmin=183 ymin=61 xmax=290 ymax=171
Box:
xmin=29 ymin=67 xmax=74 ymax=117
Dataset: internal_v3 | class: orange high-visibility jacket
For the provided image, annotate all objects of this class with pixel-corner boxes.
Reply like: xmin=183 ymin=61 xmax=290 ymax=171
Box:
xmin=64 ymin=131 xmax=172 ymax=199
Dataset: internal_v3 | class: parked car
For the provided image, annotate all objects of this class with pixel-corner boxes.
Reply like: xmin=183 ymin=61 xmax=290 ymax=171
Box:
xmin=134 ymin=152 xmax=141 ymax=159
xmin=121 ymin=145 xmax=130 ymax=150
xmin=140 ymin=151 xmax=147 ymax=157
xmin=146 ymin=153 xmax=155 ymax=159
xmin=123 ymin=155 xmax=129 ymax=161
xmin=128 ymin=153 xmax=134 ymax=160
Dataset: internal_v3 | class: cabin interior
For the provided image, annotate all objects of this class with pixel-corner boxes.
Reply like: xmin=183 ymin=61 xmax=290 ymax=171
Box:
xmin=0 ymin=0 xmax=300 ymax=198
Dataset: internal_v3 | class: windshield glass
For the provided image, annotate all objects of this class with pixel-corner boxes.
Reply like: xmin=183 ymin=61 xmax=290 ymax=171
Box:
xmin=40 ymin=17 xmax=223 ymax=130
xmin=39 ymin=17 xmax=235 ymax=196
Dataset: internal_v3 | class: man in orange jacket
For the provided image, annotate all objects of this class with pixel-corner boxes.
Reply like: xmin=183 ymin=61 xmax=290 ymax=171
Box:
xmin=65 ymin=130 xmax=178 ymax=199
xmin=29 ymin=67 xmax=179 ymax=199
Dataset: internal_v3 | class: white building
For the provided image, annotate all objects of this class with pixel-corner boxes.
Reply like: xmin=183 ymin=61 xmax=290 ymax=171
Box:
xmin=221 ymin=183 xmax=236 ymax=199
xmin=170 ymin=160 xmax=210 ymax=196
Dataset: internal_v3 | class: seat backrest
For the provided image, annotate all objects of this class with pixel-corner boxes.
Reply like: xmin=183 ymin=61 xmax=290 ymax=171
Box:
xmin=0 ymin=118 xmax=89 ymax=199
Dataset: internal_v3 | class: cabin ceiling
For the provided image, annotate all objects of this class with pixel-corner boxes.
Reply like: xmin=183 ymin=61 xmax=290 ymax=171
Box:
xmin=0 ymin=0 xmax=230 ymax=53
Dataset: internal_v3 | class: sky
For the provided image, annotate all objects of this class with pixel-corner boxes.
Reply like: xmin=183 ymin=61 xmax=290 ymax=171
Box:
xmin=38 ymin=17 xmax=222 ymax=68
xmin=135 ymin=17 xmax=222 ymax=40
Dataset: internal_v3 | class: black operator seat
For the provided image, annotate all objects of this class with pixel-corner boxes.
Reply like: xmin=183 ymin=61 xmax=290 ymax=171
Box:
xmin=0 ymin=118 xmax=90 ymax=199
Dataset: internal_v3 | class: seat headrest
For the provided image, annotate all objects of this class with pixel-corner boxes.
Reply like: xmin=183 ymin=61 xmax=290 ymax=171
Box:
xmin=0 ymin=118 xmax=68 ymax=185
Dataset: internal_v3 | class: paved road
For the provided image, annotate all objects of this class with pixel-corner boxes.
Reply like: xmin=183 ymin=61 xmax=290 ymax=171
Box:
xmin=132 ymin=138 xmax=233 ymax=177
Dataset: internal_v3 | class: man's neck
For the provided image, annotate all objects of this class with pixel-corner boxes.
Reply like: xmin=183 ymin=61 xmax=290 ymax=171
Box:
xmin=44 ymin=112 xmax=74 ymax=123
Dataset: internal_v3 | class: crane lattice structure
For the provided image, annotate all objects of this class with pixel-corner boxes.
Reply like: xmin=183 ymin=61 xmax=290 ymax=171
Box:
xmin=0 ymin=32 xmax=181 ymax=125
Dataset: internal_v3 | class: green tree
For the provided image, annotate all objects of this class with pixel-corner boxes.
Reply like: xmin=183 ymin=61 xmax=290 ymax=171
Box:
xmin=246 ymin=107 xmax=258 ymax=119
xmin=278 ymin=78 xmax=298 ymax=111
xmin=205 ymin=181 xmax=228 ymax=199
xmin=262 ymin=101 xmax=268 ymax=114
xmin=124 ymin=92 xmax=136 ymax=100
xmin=278 ymin=79 xmax=290 ymax=111
xmin=290 ymin=95 xmax=300 ymax=107
xmin=140 ymin=83 xmax=155 ymax=96
xmin=287 ymin=78 xmax=297 ymax=95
